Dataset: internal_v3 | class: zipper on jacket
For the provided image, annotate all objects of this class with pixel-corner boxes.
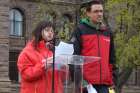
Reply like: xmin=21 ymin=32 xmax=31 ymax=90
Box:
xmin=97 ymin=30 xmax=102 ymax=84
xmin=35 ymin=83 xmax=37 ymax=93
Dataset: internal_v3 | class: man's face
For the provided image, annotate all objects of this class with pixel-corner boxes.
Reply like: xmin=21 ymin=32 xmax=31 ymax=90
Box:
xmin=87 ymin=4 xmax=103 ymax=23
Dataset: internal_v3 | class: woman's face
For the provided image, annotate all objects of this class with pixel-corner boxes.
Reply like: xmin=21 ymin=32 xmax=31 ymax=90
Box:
xmin=42 ymin=27 xmax=54 ymax=42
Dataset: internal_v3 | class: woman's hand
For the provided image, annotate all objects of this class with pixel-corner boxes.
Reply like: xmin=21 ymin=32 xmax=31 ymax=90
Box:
xmin=41 ymin=59 xmax=47 ymax=69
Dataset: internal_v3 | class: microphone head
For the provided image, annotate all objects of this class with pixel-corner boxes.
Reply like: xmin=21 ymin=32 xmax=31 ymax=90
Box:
xmin=97 ymin=17 xmax=103 ymax=24
xmin=100 ymin=23 xmax=107 ymax=31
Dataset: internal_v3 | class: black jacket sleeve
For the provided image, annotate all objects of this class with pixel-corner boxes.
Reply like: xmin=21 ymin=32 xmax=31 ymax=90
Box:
xmin=70 ymin=27 xmax=82 ymax=55
xmin=69 ymin=27 xmax=82 ymax=83
xmin=109 ymin=31 xmax=118 ymax=86
xmin=109 ymin=31 xmax=116 ymax=64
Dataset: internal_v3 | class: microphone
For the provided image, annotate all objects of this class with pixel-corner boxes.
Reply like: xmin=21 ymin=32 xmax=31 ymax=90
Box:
xmin=97 ymin=18 xmax=107 ymax=31
xmin=46 ymin=39 xmax=54 ymax=51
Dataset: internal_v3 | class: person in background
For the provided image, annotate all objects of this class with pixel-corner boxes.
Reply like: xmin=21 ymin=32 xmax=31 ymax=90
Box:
xmin=70 ymin=0 xmax=116 ymax=93
xmin=17 ymin=21 xmax=64 ymax=93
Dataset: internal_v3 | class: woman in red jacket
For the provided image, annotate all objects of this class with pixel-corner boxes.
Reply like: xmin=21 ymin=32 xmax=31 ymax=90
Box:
xmin=17 ymin=21 xmax=64 ymax=93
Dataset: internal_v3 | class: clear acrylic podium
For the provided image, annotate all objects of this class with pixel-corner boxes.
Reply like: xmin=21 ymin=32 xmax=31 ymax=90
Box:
xmin=46 ymin=55 xmax=100 ymax=93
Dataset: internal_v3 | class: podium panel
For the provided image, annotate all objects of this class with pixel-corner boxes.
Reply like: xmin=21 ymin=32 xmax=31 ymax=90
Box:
xmin=46 ymin=55 xmax=100 ymax=93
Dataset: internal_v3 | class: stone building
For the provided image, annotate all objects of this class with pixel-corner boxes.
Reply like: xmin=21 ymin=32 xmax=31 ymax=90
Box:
xmin=0 ymin=0 xmax=140 ymax=93
xmin=0 ymin=0 xmax=11 ymax=92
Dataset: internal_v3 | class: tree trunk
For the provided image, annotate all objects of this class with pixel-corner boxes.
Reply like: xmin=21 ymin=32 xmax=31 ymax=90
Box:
xmin=115 ymin=67 xmax=133 ymax=93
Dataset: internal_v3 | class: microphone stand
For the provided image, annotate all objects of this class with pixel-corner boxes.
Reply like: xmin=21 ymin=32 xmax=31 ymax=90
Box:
xmin=52 ymin=36 xmax=56 ymax=93
xmin=51 ymin=20 xmax=58 ymax=93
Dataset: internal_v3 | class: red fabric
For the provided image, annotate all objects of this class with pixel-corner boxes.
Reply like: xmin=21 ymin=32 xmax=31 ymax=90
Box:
xmin=81 ymin=35 xmax=113 ymax=85
xmin=17 ymin=40 xmax=64 ymax=93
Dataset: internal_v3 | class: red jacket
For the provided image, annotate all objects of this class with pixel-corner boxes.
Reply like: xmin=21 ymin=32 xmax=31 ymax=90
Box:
xmin=17 ymin=40 xmax=64 ymax=93
xmin=71 ymin=20 xmax=115 ymax=85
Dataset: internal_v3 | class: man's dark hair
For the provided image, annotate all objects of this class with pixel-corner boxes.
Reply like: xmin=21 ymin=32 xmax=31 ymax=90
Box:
xmin=86 ymin=0 xmax=102 ymax=12
xmin=32 ymin=20 xmax=54 ymax=50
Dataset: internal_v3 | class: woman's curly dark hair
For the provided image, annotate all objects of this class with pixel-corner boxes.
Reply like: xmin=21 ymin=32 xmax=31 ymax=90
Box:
xmin=32 ymin=20 xmax=54 ymax=50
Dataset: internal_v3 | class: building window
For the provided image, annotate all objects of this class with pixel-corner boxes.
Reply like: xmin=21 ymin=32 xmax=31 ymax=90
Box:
xmin=9 ymin=51 xmax=20 ymax=82
xmin=9 ymin=9 xmax=23 ymax=36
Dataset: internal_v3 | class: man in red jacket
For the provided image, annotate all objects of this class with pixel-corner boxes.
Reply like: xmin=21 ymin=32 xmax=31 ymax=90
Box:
xmin=70 ymin=0 xmax=116 ymax=93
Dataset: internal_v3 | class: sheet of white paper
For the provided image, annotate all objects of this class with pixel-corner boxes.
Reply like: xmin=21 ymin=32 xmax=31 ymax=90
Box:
xmin=87 ymin=84 xmax=97 ymax=93
xmin=55 ymin=41 xmax=74 ymax=56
